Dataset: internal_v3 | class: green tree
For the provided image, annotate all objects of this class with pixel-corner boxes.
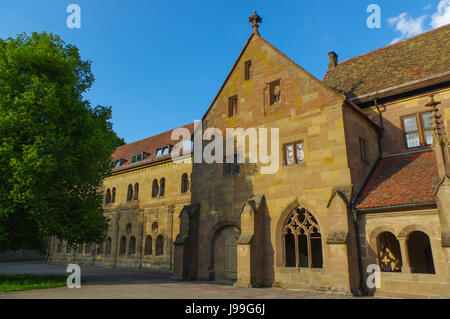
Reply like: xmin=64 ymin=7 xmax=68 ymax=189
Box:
xmin=0 ymin=32 xmax=124 ymax=252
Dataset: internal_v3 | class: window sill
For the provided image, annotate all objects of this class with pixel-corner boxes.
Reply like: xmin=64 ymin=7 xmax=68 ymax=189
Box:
xmin=277 ymin=267 xmax=324 ymax=273
xmin=283 ymin=162 xmax=306 ymax=168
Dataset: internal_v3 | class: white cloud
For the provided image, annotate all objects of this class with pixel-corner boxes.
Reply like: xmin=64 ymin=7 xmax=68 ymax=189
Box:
xmin=387 ymin=1 xmax=450 ymax=44
xmin=431 ymin=0 xmax=450 ymax=28
xmin=388 ymin=13 xmax=427 ymax=43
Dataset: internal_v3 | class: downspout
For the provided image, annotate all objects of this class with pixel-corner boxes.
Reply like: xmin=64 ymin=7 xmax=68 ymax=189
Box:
xmin=351 ymin=97 xmax=384 ymax=296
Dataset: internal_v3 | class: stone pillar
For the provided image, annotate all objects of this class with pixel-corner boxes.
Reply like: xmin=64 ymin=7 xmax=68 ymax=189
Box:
xmin=172 ymin=203 xmax=199 ymax=281
xmin=397 ymin=237 xmax=411 ymax=273
xmin=427 ymin=95 xmax=450 ymax=285
xmin=326 ymin=185 xmax=361 ymax=295
xmin=235 ymin=195 xmax=265 ymax=288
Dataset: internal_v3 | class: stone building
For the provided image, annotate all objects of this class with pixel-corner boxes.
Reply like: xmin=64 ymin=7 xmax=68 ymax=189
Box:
xmin=48 ymin=14 xmax=450 ymax=298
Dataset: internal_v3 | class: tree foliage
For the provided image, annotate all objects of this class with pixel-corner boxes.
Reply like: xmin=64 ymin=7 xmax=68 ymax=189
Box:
xmin=0 ymin=32 xmax=123 ymax=251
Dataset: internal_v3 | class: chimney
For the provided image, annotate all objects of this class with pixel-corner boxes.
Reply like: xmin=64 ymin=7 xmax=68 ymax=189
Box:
xmin=328 ymin=51 xmax=338 ymax=70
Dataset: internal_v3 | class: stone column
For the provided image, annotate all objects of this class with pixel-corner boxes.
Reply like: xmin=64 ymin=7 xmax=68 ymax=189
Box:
xmin=397 ymin=237 xmax=411 ymax=273
xmin=235 ymin=195 xmax=265 ymax=288
xmin=326 ymin=185 xmax=361 ymax=295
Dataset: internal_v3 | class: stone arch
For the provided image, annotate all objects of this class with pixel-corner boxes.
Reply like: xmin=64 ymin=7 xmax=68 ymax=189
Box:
xmin=376 ymin=232 xmax=402 ymax=272
xmin=398 ymin=224 xmax=435 ymax=239
xmin=119 ymin=236 xmax=126 ymax=255
xmin=368 ymin=225 xmax=398 ymax=248
xmin=127 ymin=184 xmax=133 ymax=201
xmin=275 ymin=198 xmax=321 ymax=267
xmin=133 ymin=183 xmax=139 ymax=200
xmin=144 ymin=235 xmax=152 ymax=256
xmin=156 ymin=235 xmax=164 ymax=256
xmin=209 ymin=220 xmax=241 ymax=281
xmin=406 ymin=231 xmax=435 ymax=274
xmin=128 ymin=236 xmax=136 ymax=255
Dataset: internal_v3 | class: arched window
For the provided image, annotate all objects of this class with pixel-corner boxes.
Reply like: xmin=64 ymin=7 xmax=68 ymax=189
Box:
xmin=105 ymin=237 xmax=112 ymax=255
xmin=127 ymin=184 xmax=133 ymax=201
xmin=152 ymin=179 xmax=159 ymax=197
xmin=283 ymin=208 xmax=322 ymax=268
xmin=105 ymin=189 xmax=111 ymax=204
xmin=181 ymin=173 xmax=189 ymax=193
xmin=128 ymin=236 xmax=136 ymax=255
xmin=134 ymin=183 xmax=139 ymax=200
xmin=407 ymin=231 xmax=435 ymax=274
xmin=119 ymin=236 xmax=126 ymax=255
xmin=111 ymin=188 xmax=116 ymax=203
xmin=156 ymin=235 xmax=164 ymax=256
xmin=144 ymin=235 xmax=153 ymax=256
xmin=377 ymin=232 xmax=402 ymax=272
xmin=160 ymin=178 xmax=165 ymax=196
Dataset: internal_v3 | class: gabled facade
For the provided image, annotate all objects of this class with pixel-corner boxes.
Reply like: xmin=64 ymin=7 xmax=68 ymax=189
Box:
xmin=48 ymin=15 xmax=450 ymax=298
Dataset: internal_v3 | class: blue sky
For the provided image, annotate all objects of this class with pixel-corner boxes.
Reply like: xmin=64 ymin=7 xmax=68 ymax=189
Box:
xmin=1 ymin=0 xmax=449 ymax=143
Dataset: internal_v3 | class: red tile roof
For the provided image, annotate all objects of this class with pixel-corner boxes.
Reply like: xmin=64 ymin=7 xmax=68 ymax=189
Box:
xmin=323 ymin=24 xmax=450 ymax=102
xmin=355 ymin=152 xmax=438 ymax=210
xmin=111 ymin=123 xmax=194 ymax=172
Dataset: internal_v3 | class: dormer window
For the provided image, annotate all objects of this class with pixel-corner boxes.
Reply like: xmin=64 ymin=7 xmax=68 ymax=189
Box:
xmin=113 ymin=159 xmax=127 ymax=168
xmin=131 ymin=152 xmax=149 ymax=164
xmin=155 ymin=146 xmax=172 ymax=158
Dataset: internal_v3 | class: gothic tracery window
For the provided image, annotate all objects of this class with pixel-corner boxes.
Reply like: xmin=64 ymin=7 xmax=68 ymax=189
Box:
xmin=283 ymin=208 xmax=323 ymax=268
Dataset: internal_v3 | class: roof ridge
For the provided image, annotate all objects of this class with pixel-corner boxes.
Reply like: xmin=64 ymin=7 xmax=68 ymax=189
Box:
xmin=325 ymin=23 xmax=450 ymax=74
xmin=118 ymin=122 xmax=194 ymax=148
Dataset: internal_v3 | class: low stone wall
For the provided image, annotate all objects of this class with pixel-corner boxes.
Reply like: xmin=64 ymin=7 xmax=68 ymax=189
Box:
xmin=0 ymin=250 xmax=44 ymax=262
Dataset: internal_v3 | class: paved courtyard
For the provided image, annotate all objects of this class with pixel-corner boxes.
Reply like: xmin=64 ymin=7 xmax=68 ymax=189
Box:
xmin=0 ymin=261 xmax=358 ymax=299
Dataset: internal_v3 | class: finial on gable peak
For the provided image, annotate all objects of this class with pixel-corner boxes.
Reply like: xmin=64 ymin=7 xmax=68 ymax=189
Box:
xmin=248 ymin=11 xmax=262 ymax=33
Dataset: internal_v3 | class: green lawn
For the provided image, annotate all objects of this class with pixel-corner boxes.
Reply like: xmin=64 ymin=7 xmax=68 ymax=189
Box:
xmin=0 ymin=274 xmax=67 ymax=293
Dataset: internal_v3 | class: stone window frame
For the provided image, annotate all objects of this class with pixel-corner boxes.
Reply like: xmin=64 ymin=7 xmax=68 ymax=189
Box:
xmin=283 ymin=141 xmax=305 ymax=166
xmin=244 ymin=60 xmax=252 ymax=81
xmin=133 ymin=183 xmax=139 ymax=200
xmin=144 ymin=235 xmax=153 ymax=256
xmin=401 ymin=112 xmax=433 ymax=149
xmin=159 ymin=178 xmax=165 ymax=197
xmin=269 ymin=79 xmax=281 ymax=105
xmin=228 ymin=95 xmax=238 ymax=118
xmin=127 ymin=184 xmax=133 ymax=201
xmin=152 ymin=179 xmax=159 ymax=198
xmin=376 ymin=231 xmax=402 ymax=272
xmin=181 ymin=173 xmax=190 ymax=193
xmin=105 ymin=189 xmax=111 ymax=204
xmin=368 ymin=225 xmax=438 ymax=276
xmin=282 ymin=207 xmax=323 ymax=269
